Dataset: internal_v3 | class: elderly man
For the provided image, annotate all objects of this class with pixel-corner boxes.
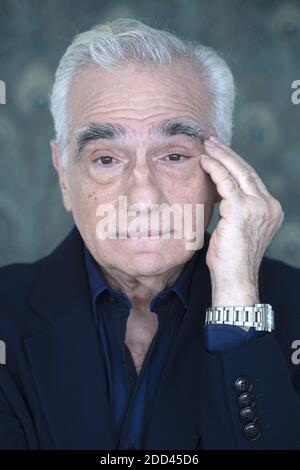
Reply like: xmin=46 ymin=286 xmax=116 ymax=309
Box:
xmin=0 ymin=18 xmax=300 ymax=451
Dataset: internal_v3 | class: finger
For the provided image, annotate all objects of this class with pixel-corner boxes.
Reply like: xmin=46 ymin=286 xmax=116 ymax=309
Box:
xmin=209 ymin=136 xmax=256 ymax=171
xmin=204 ymin=137 xmax=270 ymax=196
xmin=210 ymin=137 xmax=271 ymax=196
xmin=200 ymin=154 xmax=241 ymax=201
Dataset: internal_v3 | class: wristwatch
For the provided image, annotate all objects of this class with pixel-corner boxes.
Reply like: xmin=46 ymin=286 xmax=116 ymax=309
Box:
xmin=205 ymin=303 xmax=274 ymax=332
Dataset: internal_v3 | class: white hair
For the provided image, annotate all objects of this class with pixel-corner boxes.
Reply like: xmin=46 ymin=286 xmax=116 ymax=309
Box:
xmin=49 ymin=18 xmax=235 ymax=166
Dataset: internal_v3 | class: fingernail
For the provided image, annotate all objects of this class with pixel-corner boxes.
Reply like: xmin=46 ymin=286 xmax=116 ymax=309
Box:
xmin=210 ymin=136 xmax=219 ymax=142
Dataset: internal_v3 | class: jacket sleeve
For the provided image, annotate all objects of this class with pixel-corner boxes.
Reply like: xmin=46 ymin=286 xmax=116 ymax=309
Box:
xmin=201 ymin=255 xmax=300 ymax=449
xmin=219 ymin=332 xmax=300 ymax=449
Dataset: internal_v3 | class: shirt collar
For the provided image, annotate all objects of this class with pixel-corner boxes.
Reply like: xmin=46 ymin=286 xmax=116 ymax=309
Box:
xmin=84 ymin=234 xmax=208 ymax=312
xmin=83 ymin=244 xmax=108 ymax=305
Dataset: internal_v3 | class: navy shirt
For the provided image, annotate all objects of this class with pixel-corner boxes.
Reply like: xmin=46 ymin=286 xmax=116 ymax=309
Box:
xmin=84 ymin=243 xmax=267 ymax=449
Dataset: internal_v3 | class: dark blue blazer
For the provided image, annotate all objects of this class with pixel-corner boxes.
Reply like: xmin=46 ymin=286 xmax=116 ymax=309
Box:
xmin=0 ymin=226 xmax=300 ymax=450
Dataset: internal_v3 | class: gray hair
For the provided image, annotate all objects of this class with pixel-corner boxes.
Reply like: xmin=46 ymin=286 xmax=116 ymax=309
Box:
xmin=49 ymin=18 xmax=235 ymax=166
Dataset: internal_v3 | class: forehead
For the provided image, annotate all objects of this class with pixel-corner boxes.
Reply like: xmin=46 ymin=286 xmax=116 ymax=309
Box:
xmin=68 ymin=61 xmax=212 ymax=137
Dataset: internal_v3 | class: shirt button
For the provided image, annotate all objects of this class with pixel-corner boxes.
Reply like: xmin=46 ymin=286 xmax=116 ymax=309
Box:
xmin=239 ymin=406 xmax=257 ymax=423
xmin=242 ymin=422 xmax=262 ymax=441
xmin=237 ymin=392 xmax=256 ymax=408
xmin=235 ymin=375 xmax=253 ymax=393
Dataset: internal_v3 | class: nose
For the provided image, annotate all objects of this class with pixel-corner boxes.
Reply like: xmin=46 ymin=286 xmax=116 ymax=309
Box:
xmin=125 ymin=157 xmax=165 ymax=209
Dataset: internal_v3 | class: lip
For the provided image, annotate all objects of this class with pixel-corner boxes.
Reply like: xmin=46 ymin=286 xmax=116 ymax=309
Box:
xmin=117 ymin=229 xmax=175 ymax=239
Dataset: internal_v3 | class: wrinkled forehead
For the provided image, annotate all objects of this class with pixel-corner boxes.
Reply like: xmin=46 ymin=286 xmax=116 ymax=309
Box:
xmin=68 ymin=61 xmax=212 ymax=113
xmin=67 ymin=61 xmax=213 ymax=142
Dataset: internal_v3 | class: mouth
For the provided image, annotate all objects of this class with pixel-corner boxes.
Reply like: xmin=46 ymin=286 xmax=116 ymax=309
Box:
xmin=116 ymin=229 xmax=175 ymax=239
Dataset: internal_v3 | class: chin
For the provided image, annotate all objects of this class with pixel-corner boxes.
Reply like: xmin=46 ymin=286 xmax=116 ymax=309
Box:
xmin=108 ymin=239 xmax=189 ymax=276
xmin=125 ymin=251 xmax=169 ymax=276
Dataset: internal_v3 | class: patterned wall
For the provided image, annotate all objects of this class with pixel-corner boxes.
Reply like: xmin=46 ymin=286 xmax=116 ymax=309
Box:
xmin=0 ymin=0 xmax=299 ymax=268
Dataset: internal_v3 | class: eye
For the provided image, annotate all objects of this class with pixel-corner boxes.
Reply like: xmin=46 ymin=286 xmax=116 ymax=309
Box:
xmin=93 ymin=155 xmax=118 ymax=166
xmin=162 ymin=153 xmax=190 ymax=163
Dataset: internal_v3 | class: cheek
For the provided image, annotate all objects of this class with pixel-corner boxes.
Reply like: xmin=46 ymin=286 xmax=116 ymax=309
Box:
xmin=69 ymin=177 xmax=100 ymax=226
xmin=87 ymin=190 xmax=99 ymax=205
xmin=170 ymin=172 xmax=215 ymax=231
xmin=192 ymin=167 xmax=216 ymax=202
xmin=170 ymin=170 xmax=213 ymax=205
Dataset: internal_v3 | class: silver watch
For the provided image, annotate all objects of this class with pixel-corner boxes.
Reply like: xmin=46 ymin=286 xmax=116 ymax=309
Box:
xmin=205 ymin=303 xmax=274 ymax=332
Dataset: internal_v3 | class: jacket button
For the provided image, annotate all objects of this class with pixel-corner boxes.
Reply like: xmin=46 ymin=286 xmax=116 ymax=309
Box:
xmin=242 ymin=422 xmax=262 ymax=441
xmin=239 ymin=406 xmax=257 ymax=423
xmin=237 ymin=392 xmax=255 ymax=408
xmin=235 ymin=375 xmax=253 ymax=393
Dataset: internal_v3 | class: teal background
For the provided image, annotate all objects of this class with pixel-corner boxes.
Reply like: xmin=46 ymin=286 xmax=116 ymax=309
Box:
xmin=0 ymin=0 xmax=299 ymax=267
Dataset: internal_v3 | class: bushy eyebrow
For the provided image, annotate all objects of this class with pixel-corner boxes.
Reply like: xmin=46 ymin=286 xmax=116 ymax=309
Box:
xmin=75 ymin=119 xmax=208 ymax=157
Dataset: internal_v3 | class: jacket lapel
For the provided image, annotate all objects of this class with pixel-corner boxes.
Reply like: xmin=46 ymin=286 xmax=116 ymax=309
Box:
xmin=24 ymin=227 xmax=116 ymax=449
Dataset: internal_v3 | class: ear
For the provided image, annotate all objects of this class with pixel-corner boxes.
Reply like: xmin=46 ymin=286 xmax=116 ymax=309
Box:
xmin=50 ymin=139 xmax=72 ymax=212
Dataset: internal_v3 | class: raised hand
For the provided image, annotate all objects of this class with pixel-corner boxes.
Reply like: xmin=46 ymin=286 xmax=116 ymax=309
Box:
xmin=200 ymin=136 xmax=284 ymax=307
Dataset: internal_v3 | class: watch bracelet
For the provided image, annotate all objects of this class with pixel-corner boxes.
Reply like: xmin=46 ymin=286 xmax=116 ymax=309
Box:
xmin=205 ymin=303 xmax=274 ymax=332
